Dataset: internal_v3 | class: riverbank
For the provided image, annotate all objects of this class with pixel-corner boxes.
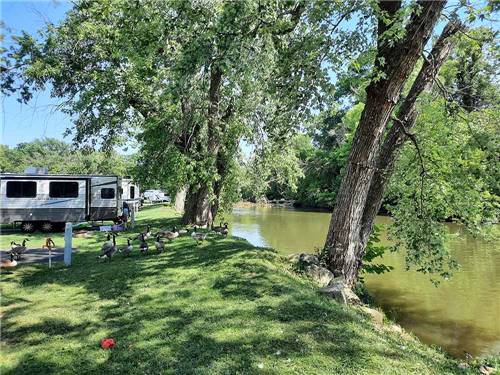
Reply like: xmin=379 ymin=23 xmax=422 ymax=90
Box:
xmin=234 ymin=200 xmax=332 ymax=212
xmin=230 ymin=205 xmax=500 ymax=358
xmin=234 ymin=201 xmax=277 ymax=208
xmin=0 ymin=206 xmax=494 ymax=374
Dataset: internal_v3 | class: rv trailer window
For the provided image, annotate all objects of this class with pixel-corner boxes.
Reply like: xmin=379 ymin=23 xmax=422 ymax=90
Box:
xmin=101 ymin=188 xmax=115 ymax=199
xmin=130 ymin=186 xmax=135 ymax=199
xmin=49 ymin=181 xmax=79 ymax=198
xmin=6 ymin=181 xmax=37 ymax=198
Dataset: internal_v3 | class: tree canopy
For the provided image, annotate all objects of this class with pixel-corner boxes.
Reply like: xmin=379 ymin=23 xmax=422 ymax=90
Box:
xmin=2 ymin=0 xmax=373 ymax=224
xmin=1 ymin=0 xmax=498 ymax=283
xmin=0 ymin=138 xmax=135 ymax=176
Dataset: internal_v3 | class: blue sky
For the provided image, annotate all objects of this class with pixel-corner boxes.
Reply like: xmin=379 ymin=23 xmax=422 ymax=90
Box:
xmin=1 ymin=0 xmax=71 ymax=147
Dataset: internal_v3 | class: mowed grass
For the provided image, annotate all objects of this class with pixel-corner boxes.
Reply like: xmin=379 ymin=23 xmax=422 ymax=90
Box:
xmin=1 ymin=205 xmax=464 ymax=374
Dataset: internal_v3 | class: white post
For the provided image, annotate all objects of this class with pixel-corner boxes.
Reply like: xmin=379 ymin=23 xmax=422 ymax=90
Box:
xmin=48 ymin=248 xmax=52 ymax=268
xmin=64 ymin=222 xmax=72 ymax=266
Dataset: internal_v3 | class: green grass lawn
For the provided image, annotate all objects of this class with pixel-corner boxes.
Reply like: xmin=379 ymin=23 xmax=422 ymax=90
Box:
xmin=0 ymin=206 xmax=468 ymax=374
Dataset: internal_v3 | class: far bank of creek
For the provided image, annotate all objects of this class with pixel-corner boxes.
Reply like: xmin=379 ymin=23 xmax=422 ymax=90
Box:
xmin=228 ymin=206 xmax=500 ymax=359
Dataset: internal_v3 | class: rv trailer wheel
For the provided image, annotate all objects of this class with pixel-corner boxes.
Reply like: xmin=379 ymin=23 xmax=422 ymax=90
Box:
xmin=41 ymin=221 xmax=54 ymax=233
xmin=20 ymin=221 xmax=36 ymax=233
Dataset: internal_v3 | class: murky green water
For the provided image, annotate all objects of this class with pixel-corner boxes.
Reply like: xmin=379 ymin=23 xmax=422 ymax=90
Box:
xmin=229 ymin=206 xmax=500 ymax=358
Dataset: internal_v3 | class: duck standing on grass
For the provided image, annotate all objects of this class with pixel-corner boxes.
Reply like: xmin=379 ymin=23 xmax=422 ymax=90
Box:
xmin=139 ymin=233 xmax=149 ymax=254
xmin=191 ymin=226 xmax=207 ymax=245
xmin=211 ymin=221 xmax=224 ymax=234
xmin=219 ymin=223 xmax=229 ymax=237
xmin=99 ymin=233 xmax=117 ymax=260
xmin=161 ymin=227 xmax=179 ymax=242
xmin=143 ymin=225 xmax=152 ymax=240
xmin=10 ymin=241 xmax=21 ymax=251
xmin=1 ymin=253 xmax=18 ymax=269
xmin=11 ymin=239 xmax=29 ymax=260
xmin=120 ymin=238 xmax=133 ymax=256
xmin=133 ymin=225 xmax=152 ymax=241
xmin=211 ymin=222 xmax=229 ymax=237
xmin=154 ymin=234 xmax=165 ymax=253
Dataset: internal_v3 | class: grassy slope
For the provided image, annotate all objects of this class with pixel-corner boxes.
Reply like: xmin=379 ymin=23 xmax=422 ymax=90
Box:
xmin=1 ymin=206 xmax=464 ymax=374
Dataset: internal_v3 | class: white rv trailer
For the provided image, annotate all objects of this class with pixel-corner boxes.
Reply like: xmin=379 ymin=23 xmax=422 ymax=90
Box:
xmin=0 ymin=173 xmax=122 ymax=232
xmin=121 ymin=178 xmax=141 ymax=212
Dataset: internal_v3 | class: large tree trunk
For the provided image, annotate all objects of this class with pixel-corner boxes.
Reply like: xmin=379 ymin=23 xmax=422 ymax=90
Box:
xmin=357 ymin=21 xmax=463 ymax=257
xmin=324 ymin=1 xmax=446 ymax=287
xmin=182 ymin=183 xmax=212 ymax=225
xmin=210 ymin=172 xmax=224 ymax=222
xmin=210 ymin=147 xmax=230 ymax=221
xmin=182 ymin=65 xmax=223 ymax=226
xmin=174 ymin=185 xmax=188 ymax=213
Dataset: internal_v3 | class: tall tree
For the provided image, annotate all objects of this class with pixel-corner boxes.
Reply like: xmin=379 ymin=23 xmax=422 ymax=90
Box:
xmin=323 ymin=1 xmax=458 ymax=287
xmin=355 ymin=20 xmax=464 ymax=276
xmin=2 ymin=0 xmax=371 ymax=226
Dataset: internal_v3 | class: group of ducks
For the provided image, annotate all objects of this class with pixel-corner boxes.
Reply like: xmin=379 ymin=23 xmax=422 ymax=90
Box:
xmin=1 ymin=222 xmax=230 ymax=265
xmin=98 ymin=222 xmax=229 ymax=260
xmin=1 ymin=239 xmax=30 ymax=268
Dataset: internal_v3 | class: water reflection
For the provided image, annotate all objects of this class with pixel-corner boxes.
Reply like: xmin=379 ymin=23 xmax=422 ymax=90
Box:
xmin=230 ymin=206 xmax=500 ymax=358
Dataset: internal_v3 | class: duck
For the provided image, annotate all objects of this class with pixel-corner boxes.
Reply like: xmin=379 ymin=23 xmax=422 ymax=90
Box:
xmin=11 ymin=239 xmax=29 ymax=260
xmin=133 ymin=225 xmax=152 ymax=241
xmin=220 ymin=223 xmax=229 ymax=237
xmin=154 ymin=234 xmax=165 ymax=253
xmin=99 ymin=233 xmax=117 ymax=260
xmin=102 ymin=233 xmax=113 ymax=247
xmin=211 ymin=221 xmax=225 ymax=233
xmin=1 ymin=253 xmax=18 ymax=268
xmin=161 ymin=226 xmax=179 ymax=242
xmin=191 ymin=226 xmax=207 ymax=245
xmin=10 ymin=241 xmax=21 ymax=250
xmin=212 ymin=222 xmax=229 ymax=236
xmin=143 ymin=225 xmax=152 ymax=240
xmin=178 ymin=228 xmax=188 ymax=235
xmin=120 ymin=238 xmax=133 ymax=256
xmin=139 ymin=233 xmax=149 ymax=254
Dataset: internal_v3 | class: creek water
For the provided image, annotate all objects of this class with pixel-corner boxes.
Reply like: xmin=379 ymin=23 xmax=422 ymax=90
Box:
xmin=229 ymin=206 xmax=500 ymax=358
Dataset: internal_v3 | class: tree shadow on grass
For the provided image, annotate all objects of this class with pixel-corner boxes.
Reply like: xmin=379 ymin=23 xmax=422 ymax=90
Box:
xmin=2 ymin=317 xmax=94 ymax=346
xmin=90 ymin=289 xmax=371 ymax=373
xmin=2 ymin=228 xmax=459 ymax=374
xmin=212 ymin=260 xmax=298 ymax=301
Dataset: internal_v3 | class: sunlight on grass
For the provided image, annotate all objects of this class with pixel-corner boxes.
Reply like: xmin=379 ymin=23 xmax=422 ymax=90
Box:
xmin=1 ymin=206 xmax=462 ymax=374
